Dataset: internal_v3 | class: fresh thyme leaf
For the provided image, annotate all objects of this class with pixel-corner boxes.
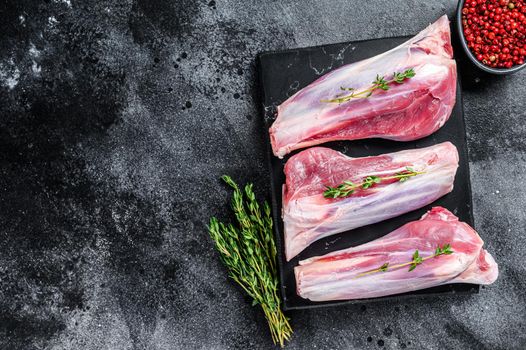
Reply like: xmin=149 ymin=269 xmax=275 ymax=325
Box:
xmin=395 ymin=167 xmax=425 ymax=182
xmin=404 ymin=68 xmax=416 ymax=78
xmin=408 ymin=250 xmax=422 ymax=271
xmin=373 ymin=74 xmax=384 ymax=85
xmin=415 ymin=250 xmax=423 ymax=263
xmin=362 ymin=176 xmax=381 ymax=189
xmin=434 ymin=243 xmax=453 ymax=256
xmin=379 ymin=262 xmax=389 ymax=272
xmin=393 ymin=72 xmax=405 ymax=83
xmin=412 ymin=250 xmax=420 ymax=260
xmin=321 ymin=68 xmax=416 ymax=103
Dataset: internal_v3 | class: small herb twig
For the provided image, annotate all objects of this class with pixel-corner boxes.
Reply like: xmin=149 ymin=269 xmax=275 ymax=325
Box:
xmin=323 ymin=167 xmax=425 ymax=199
xmin=321 ymin=68 xmax=416 ymax=103
xmin=355 ymin=244 xmax=454 ymax=278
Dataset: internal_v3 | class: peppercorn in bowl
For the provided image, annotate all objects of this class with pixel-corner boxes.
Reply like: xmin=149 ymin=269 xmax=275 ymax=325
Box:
xmin=457 ymin=0 xmax=526 ymax=74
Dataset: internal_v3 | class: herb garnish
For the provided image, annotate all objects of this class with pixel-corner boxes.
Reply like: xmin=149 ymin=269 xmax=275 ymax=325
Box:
xmin=323 ymin=167 xmax=425 ymax=199
xmin=356 ymin=244 xmax=454 ymax=278
xmin=208 ymin=176 xmax=292 ymax=347
xmin=321 ymin=68 xmax=416 ymax=103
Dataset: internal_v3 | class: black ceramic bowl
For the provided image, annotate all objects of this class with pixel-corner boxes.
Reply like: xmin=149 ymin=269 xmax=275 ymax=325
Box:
xmin=456 ymin=0 xmax=526 ymax=74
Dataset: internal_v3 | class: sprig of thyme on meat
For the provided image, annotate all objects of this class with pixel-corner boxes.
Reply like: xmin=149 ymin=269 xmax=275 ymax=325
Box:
xmin=321 ymin=68 xmax=416 ymax=103
xmin=323 ymin=167 xmax=425 ymax=199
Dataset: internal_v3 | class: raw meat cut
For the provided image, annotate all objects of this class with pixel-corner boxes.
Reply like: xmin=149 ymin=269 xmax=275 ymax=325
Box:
xmin=295 ymin=207 xmax=498 ymax=301
xmin=269 ymin=15 xmax=457 ymax=158
xmin=283 ymin=142 xmax=458 ymax=260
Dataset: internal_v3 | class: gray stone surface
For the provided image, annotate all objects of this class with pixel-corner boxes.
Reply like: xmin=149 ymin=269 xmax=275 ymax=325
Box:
xmin=0 ymin=0 xmax=524 ymax=349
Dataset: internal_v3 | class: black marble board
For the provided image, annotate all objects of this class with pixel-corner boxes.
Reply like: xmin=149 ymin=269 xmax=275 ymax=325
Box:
xmin=257 ymin=36 xmax=478 ymax=310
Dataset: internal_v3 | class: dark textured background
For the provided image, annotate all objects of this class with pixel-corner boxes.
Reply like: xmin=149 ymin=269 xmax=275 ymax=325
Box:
xmin=0 ymin=1 xmax=524 ymax=349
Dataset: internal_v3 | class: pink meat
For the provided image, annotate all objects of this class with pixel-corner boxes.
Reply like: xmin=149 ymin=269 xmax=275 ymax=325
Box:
xmin=283 ymin=142 xmax=458 ymax=260
xmin=269 ymin=15 xmax=457 ymax=158
xmin=295 ymin=207 xmax=498 ymax=301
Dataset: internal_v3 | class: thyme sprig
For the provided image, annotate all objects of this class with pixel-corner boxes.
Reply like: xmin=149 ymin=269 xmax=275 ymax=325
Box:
xmin=356 ymin=244 xmax=454 ymax=278
xmin=208 ymin=176 xmax=292 ymax=347
xmin=321 ymin=68 xmax=416 ymax=103
xmin=323 ymin=167 xmax=425 ymax=199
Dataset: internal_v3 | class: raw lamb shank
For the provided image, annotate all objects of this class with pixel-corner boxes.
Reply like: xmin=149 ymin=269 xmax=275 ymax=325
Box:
xmin=295 ymin=207 xmax=498 ymax=301
xmin=270 ymin=15 xmax=457 ymax=158
xmin=283 ymin=142 xmax=458 ymax=260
